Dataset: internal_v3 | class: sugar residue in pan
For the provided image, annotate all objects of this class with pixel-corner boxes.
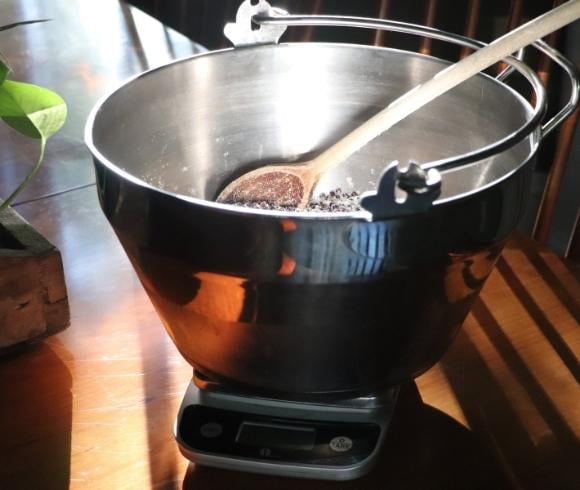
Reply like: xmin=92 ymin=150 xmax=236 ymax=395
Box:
xmin=228 ymin=188 xmax=362 ymax=212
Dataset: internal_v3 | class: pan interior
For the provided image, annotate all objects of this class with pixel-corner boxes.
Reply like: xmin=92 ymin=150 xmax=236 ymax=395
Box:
xmin=90 ymin=43 xmax=536 ymax=206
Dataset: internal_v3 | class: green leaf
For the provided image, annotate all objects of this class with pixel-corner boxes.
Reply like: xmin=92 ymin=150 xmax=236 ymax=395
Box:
xmin=0 ymin=79 xmax=67 ymax=139
xmin=0 ymin=19 xmax=51 ymax=32
xmin=0 ymin=77 xmax=66 ymax=212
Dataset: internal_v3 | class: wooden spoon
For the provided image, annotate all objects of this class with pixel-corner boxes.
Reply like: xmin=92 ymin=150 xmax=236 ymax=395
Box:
xmin=217 ymin=0 xmax=580 ymax=208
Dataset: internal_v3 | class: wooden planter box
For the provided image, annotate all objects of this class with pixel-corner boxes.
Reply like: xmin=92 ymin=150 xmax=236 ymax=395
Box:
xmin=0 ymin=205 xmax=70 ymax=354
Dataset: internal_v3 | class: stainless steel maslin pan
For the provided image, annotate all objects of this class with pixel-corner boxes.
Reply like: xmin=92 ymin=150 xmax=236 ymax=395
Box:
xmin=85 ymin=0 xmax=579 ymax=396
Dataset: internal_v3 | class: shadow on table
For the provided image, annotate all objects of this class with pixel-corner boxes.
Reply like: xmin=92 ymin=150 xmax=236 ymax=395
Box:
xmin=181 ymin=383 xmax=511 ymax=490
xmin=496 ymin=251 xmax=579 ymax=383
xmin=440 ymin=297 xmax=580 ymax=490
xmin=0 ymin=339 xmax=72 ymax=489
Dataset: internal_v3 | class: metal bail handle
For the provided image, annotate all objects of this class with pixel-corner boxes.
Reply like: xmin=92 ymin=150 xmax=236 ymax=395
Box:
xmin=360 ymin=161 xmax=442 ymax=220
xmin=224 ymin=0 xmax=287 ymax=46
xmin=247 ymin=6 xmax=579 ymax=167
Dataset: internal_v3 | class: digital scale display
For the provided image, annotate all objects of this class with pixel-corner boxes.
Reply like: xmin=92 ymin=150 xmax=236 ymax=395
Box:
xmin=178 ymin=405 xmax=380 ymax=465
xmin=237 ymin=421 xmax=317 ymax=451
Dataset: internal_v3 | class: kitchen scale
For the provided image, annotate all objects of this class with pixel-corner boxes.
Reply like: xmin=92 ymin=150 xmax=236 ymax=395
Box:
xmin=175 ymin=371 xmax=398 ymax=480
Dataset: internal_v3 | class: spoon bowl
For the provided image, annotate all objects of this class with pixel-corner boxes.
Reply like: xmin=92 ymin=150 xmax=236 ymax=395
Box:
xmin=217 ymin=162 xmax=322 ymax=208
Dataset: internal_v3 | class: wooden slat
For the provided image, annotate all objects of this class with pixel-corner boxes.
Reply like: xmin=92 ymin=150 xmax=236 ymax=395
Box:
xmin=566 ymin=209 xmax=580 ymax=260
xmin=300 ymin=0 xmax=323 ymax=42
xmin=497 ymin=0 xmax=524 ymax=75
xmin=418 ymin=0 xmax=438 ymax=54
xmin=536 ymin=0 xmax=566 ymax=87
xmin=373 ymin=0 xmax=390 ymax=46
xmin=507 ymin=0 xmax=525 ymax=31
xmin=533 ymin=107 xmax=580 ymax=245
xmin=459 ymin=0 xmax=481 ymax=58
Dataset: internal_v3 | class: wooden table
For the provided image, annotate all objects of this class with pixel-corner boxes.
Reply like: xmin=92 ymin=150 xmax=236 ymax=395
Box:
xmin=0 ymin=1 xmax=578 ymax=489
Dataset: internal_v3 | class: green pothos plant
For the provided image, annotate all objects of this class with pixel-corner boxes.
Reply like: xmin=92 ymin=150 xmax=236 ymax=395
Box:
xmin=0 ymin=20 xmax=67 ymax=213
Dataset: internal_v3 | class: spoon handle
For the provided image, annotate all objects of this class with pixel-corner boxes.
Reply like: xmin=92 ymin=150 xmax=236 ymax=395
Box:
xmin=309 ymin=0 xmax=580 ymax=177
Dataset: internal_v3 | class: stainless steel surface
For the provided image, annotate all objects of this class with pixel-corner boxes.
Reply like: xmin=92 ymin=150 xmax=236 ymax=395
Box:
xmin=87 ymin=43 xmax=538 ymax=210
xmin=192 ymin=370 xmax=395 ymax=408
xmin=86 ymin=33 xmax=576 ymax=394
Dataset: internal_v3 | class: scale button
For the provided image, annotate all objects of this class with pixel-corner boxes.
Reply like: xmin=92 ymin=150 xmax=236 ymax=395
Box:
xmin=329 ymin=436 xmax=353 ymax=452
xmin=200 ymin=422 xmax=223 ymax=438
xmin=259 ymin=448 xmax=272 ymax=457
